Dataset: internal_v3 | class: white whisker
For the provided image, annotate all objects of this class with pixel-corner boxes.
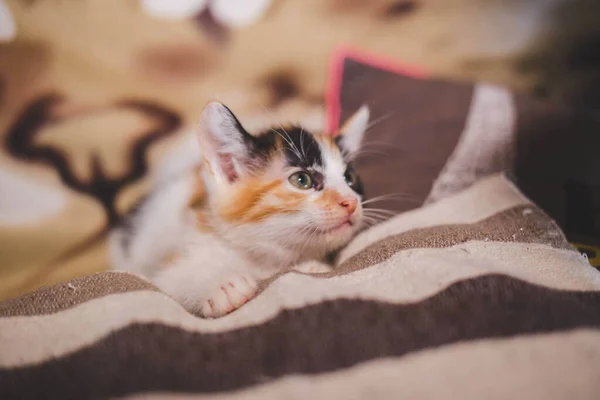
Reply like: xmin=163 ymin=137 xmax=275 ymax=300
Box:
xmin=365 ymin=110 xmax=397 ymax=132
xmin=271 ymin=129 xmax=303 ymax=161
xmin=361 ymin=193 xmax=420 ymax=206
xmin=299 ymin=126 xmax=308 ymax=163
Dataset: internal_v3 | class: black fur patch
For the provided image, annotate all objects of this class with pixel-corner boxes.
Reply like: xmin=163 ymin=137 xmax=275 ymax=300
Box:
xmin=118 ymin=194 xmax=149 ymax=256
xmin=332 ymin=136 xmax=364 ymax=195
xmin=246 ymin=125 xmax=362 ymax=194
xmin=333 ymin=136 xmax=351 ymax=160
xmin=268 ymin=127 xmax=324 ymax=170
xmin=310 ymin=170 xmax=325 ymax=191
xmin=248 ymin=130 xmax=278 ymax=162
xmin=220 ymin=105 xmax=278 ymax=164
xmin=345 ymin=164 xmax=365 ymax=196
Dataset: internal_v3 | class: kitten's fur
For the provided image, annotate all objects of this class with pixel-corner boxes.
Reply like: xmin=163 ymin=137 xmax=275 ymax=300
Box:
xmin=109 ymin=102 xmax=369 ymax=318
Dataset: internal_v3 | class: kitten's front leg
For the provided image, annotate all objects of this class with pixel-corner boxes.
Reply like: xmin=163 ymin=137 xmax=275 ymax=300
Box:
xmin=152 ymin=253 xmax=259 ymax=318
xmin=198 ymin=274 xmax=258 ymax=318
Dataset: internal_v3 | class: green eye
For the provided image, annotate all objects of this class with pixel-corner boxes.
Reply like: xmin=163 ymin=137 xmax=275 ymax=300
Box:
xmin=289 ymin=171 xmax=313 ymax=190
xmin=344 ymin=169 xmax=358 ymax=187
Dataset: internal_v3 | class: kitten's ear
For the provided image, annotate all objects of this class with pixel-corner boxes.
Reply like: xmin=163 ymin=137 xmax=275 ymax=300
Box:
xmin=337 ymin=105 xmax=369 ymax=155
xmin=197 ymin=102 xmax=253 ymax=183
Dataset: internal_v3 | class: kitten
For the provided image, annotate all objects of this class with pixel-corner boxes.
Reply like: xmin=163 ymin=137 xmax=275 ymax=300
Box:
xmin=109 ymin=102 xmax=369 ymax=318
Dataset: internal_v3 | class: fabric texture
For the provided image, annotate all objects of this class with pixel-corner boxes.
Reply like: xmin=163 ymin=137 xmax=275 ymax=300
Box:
xmin=1 ymin=174 xmax=600 ymax=399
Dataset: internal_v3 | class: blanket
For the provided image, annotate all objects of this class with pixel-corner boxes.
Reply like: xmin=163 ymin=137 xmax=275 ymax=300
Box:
xmin=1 ymin=174 xmax=600 ymax=399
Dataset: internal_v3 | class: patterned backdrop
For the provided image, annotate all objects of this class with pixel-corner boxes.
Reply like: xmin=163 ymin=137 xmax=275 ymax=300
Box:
xmin=0 ymin=0 xmax=599 ymax=300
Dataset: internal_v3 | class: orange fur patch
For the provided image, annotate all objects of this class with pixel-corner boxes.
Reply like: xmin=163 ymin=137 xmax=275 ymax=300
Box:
xmin=315 ymin=188 xmax=343 ymax=208
xmin=221 ymin=179 xmax=303 ymax=223
xmin=188 ymin=169 xmax=206 ymax=210
xmin=187 ymin=168 xmax=214 ymax=232
xmin=337 ymin=110 xmax=360 ymax=137
xmin=319 ymin=135 xmax=342 ymax=157
xmin=160 ymin=251 xmax=180 ymax=268
xmin=273 ymin=186 xmax=305 ymax=205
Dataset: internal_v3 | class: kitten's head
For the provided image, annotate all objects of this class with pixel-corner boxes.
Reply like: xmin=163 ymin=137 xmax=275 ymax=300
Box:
xmin=196 ymin=102 xmax=369 ymax=259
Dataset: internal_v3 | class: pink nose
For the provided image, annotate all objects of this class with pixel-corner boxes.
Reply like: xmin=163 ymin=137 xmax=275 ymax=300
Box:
xmin=339 ymin=198 xmax=358 ymax=215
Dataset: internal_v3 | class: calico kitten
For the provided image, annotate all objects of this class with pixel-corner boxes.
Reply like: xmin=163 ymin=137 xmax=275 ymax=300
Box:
xmin=109 ymin=102 xmax=369 ymax=318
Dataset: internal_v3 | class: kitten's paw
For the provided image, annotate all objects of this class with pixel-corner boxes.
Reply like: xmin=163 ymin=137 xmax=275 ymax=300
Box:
xmin=199 ymin=275 xmax=258 ymax=318
xmin=293 ymin=261 xmax=333 ymax=274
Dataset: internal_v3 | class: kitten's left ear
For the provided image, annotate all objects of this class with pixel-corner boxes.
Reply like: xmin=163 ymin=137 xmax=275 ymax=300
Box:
xmin=336 ymin=105 xmax=370 ymax=155
xmin=197 ymin=101 xmax=254 ymax=184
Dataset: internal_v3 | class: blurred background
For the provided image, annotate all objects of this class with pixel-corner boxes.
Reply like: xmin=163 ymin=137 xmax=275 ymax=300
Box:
xmin=1 ymin=0 xmax=599 ymax=300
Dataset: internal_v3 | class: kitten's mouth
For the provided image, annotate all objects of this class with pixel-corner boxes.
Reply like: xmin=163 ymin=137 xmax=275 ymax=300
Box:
xmin=320 ymin=219 xmax=353 ymax=235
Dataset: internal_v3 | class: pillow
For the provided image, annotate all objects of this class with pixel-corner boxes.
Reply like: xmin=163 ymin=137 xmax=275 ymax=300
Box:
xmin=1 ymin=174 xmax=599 ymax=399
xmin=327 ymin=46 xmax=600 ymax=268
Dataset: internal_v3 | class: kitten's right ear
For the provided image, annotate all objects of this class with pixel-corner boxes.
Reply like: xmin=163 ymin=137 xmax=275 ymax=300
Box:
xmin=197 ymin=102 xmax=253 ymax=184
xmin=336 ymin=105 xmax=369 ymax=157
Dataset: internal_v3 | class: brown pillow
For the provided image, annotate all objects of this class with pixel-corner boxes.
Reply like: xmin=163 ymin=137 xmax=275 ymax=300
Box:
xmin=327 ymin=46 xmax=600 ymax=267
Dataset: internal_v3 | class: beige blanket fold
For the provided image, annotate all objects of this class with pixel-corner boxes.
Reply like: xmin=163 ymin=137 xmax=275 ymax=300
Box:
xmin=1 ymin=174 xmax=599 ymax=400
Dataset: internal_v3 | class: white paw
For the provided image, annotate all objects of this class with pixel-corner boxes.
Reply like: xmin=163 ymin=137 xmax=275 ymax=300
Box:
xmin=199 ymin=274 xmax=258 ymax=318
xmin=293 ymin=261 xmax=334 ymax=274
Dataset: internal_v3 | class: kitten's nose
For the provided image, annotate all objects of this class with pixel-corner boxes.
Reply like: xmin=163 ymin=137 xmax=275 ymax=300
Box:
xmin=339 ymin=198 xmax=358 ymax=215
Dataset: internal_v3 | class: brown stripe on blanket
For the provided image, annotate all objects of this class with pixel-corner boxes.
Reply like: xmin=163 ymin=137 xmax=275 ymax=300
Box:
xmin=0 ymin=272 xmax=157 ymax=318
xmin=332 ymin=204 xmax=572 ymax=276
xmin=123 ymin=330 xmax=600 ymax=400
xmin=1 ymin=275 xmax=599 ymax=399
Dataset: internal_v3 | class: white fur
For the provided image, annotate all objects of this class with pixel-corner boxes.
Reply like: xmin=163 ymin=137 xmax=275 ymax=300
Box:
xmin=338 ymin=105 xmax=369 ymax=156
xmin=154 ymin=130 xmax=202 ymax=186
xmin=109 ymin=104 xmax=369 ymax=318
xmin=108 ymin=172 xmax=196 ymax=275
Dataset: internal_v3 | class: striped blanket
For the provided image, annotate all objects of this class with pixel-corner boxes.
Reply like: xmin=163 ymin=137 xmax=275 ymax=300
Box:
xmin=2 ymin=174 xmax=599 ymax=399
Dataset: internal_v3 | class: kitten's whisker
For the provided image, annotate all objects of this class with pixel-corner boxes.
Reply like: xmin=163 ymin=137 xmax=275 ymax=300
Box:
xmin=278 ymin=144 xmax=303 ymax=159
xmin=363 ymin=212 xmax=393 ymax=221
xmin=299 ymin=126 xmax=308 ymax=163
xmin=293 ymin=222 xmax=320 ymax=254
xmin=363 ymin=198 xmax=420 ymax=206
xmin=362 ymin=215 xmax=388 ymax=223
xmin=281 ymin=126 xmax=305 ymax=164
xmin=255 ymin=104 xmax=304 ymax=163
xmin=271 ymin=129 xmax=303 ymax=161
xmin=363 ymin=206 xmax=397 ymax=214
xmin=365 ymin=110 xmax=398 ymax=132
xmin=363 ymin=210 xmax=397 ymax=219
xmin=363 ymin=212 xmax=396 ymax=219
xmin=346 ymin=149 xmax=391 ymax=161
xmin=363 ymin=207 xmax=397 ymax=213
xmin=345 ymin=141 xmax=409 ymax=161
xmin=361 ymin=193 xmax=420 ymax=206
xmin=351 ymin=149 xmax=390 ymax=157
xmin=361 ymin=215 xmax=389 ymax=227
xmin=358 ymin=141 xmax=407 ymax=152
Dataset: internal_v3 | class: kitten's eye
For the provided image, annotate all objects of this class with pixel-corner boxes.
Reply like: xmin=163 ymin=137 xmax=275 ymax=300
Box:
xmin=289 ymin=171 xmax=314 ymax=190
xmin=344 ymin=169 xmax=358 ymax=187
